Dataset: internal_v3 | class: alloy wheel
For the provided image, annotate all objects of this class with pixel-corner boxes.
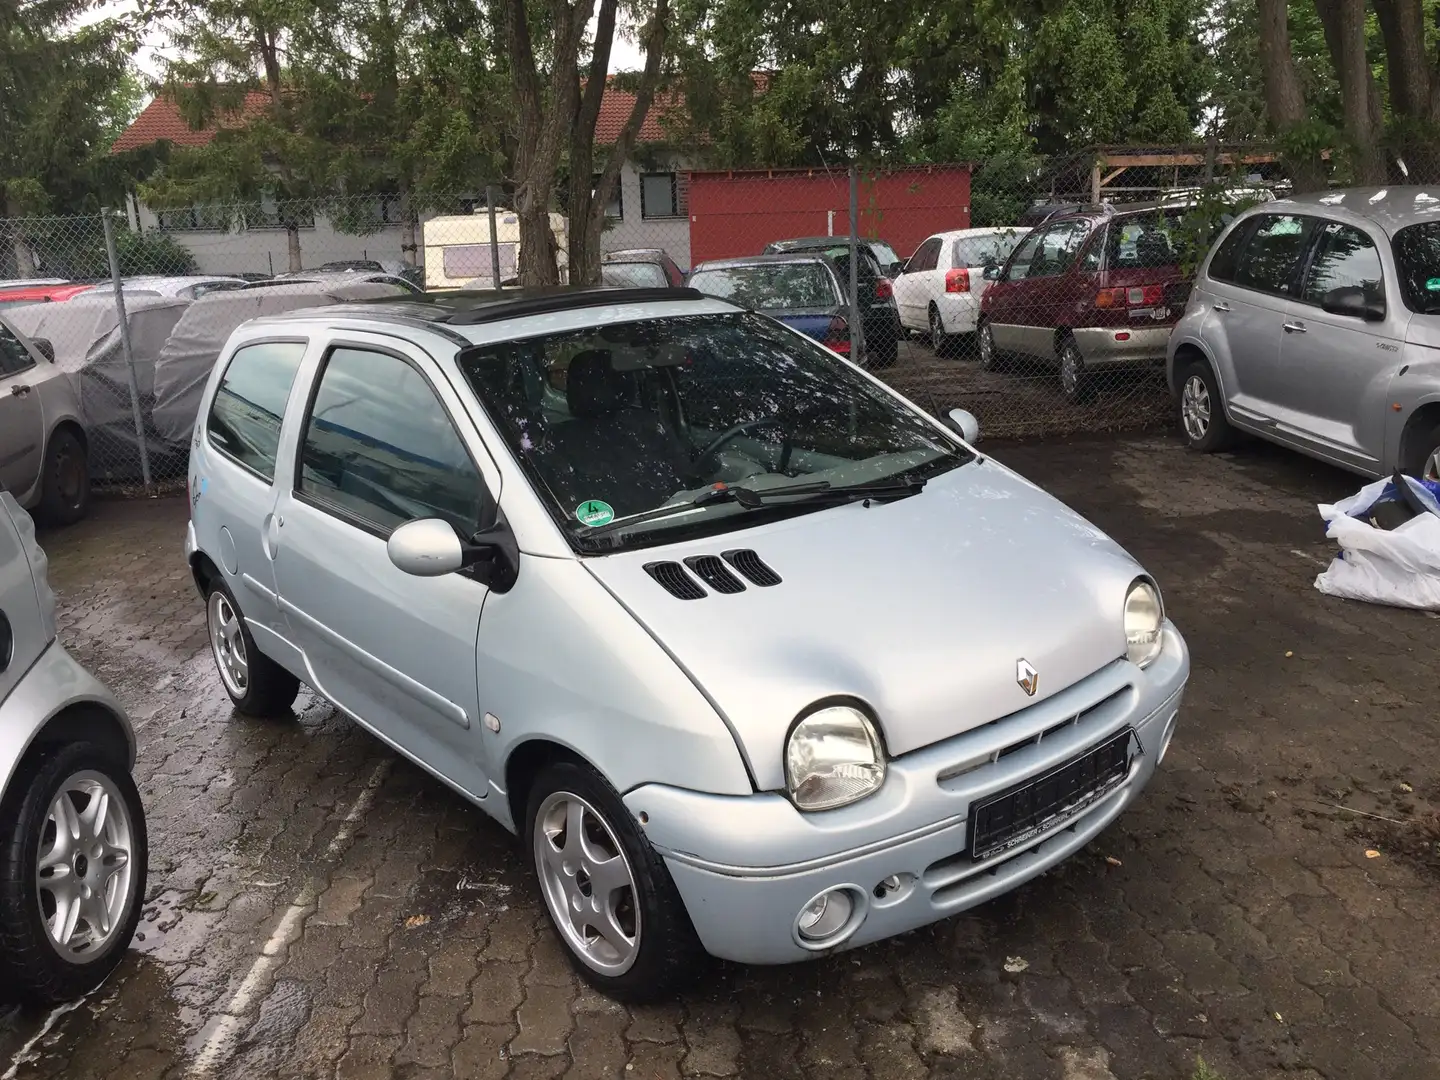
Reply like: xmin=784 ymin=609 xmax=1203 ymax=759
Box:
xmin=978 ymin=325 xmax=995 ymax=369
xmin=1425 ymin=446 xmax=1440 ymax=483
xmin=532 ymin=790 xmax=640 ymax=976
xmin=208 ymin=590 xmax=249 ymax=697
xmin=1060 ymin=344 xmax=1081 ymax=397
xmin=1181 ymin=374 xmax=1211 ymax=442
xmin=35 ymin=770 xmax=136 ymax=963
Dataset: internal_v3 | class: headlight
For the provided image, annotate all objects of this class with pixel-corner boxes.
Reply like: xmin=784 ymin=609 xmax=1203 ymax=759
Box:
xmin=785 ymin=706 xmax=886 ymax=811
xmin=1124 ymin=580 xmax=1164 ymax=669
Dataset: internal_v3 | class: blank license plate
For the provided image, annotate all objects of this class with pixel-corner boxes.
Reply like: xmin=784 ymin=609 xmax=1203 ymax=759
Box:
xmin=969 ymin=729 xmax=1134 ymax=861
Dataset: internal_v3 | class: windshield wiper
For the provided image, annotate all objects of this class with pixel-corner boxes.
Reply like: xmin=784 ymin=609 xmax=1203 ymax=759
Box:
xmin=581 ymin=478 xmax=925 ymax=540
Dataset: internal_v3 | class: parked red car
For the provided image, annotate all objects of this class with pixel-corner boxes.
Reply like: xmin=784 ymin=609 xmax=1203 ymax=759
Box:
xmin=0 ymin=282 xmax=97 ymax=309
xmin=977 ymin=202 xmax=1190 ymax=401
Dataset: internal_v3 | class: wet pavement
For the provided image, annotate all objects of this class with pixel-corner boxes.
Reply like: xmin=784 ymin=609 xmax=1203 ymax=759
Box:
xmin=3 ymin=433 xmax=1438 ymax=1080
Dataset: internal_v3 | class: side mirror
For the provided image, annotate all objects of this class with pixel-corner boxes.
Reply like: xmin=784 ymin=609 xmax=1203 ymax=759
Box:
xmin=946 ymin=408 xmax=981 ymax=444
xmin=889 ymin=261 xmax=905 ymax=277
xmin=982 ymin=265 xmax=1002 ymax=282
xmin=30 ymin=337 xmax=55 ymax=363
xmin=387 ymin=516 xmax=519 ymax=591
xmin=1321 ymin=285 xmax=1385 ymax=322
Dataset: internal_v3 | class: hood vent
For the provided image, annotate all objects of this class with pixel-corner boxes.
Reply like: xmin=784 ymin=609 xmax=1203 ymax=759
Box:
xmin=723 ymin=549 xmax=782 ymax=587
xmin=684 ymin=554 xmax=746 ymax=594
xmin=644 ymin=561 xmax=707 ymax=600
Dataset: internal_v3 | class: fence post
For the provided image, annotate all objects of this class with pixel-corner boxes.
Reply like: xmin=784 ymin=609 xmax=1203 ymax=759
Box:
xmin=848 ymin=166 xmax=861 ymax=360
xmin=101 ymin=207 xmax=153 ymax=491
xmin=486 ymin=185 xmax=502 ymax=289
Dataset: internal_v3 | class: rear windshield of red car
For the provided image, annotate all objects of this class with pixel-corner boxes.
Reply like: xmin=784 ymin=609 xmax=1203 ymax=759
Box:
xmin=1106 ymin=209 xmax=1186 ymax=270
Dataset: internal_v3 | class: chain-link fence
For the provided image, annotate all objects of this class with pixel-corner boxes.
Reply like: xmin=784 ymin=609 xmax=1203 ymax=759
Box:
xmin=0 ymin=150 xmax=1292 ymax=503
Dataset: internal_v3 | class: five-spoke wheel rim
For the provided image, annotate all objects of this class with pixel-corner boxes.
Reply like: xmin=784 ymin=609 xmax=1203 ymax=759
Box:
xmin=36 ymin=770 xmax=135 ymax=963
xmin=208 ymin=591 xmax=248 ymax=698
xmin=1182 ymin=374 xmax=1211 ymax=442
xmin=532 ymin=791 xmax=640 ymax=976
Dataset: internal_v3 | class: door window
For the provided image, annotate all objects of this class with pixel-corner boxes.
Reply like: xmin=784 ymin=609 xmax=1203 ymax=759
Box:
xmin=1205 ymin=219 xmax=1257 ymax=284
xmin=1229 ymin=214 xmax=1315 ymax=297
xmin=298 ymin=347 xmax=486 ymax=535
xmin=1301 ymin=222 xmax=1384 ymax=306
xmin=1003 ymin=230 xmax=1044 ymax=280
xmin=206 ymin=340 xmax=308 ymax=480
xmin=906 ymin=239 xmax=941 ymax=273
xmin=1010 ymin=221 xmax=1090 ymax=280
xmin=0 ymin=322 xmax=36 ymax=377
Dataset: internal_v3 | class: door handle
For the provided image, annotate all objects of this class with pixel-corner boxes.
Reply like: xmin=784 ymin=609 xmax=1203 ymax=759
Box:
xmin=1212 ymin=301 xmax=1231 ymax=312
xmin=1283 ymin=322 xmax=1307 ymax=333
xmin=9 ymin=384 xmax=30 ymax=397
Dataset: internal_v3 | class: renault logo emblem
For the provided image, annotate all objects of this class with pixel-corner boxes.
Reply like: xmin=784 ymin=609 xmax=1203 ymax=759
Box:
xmin=1016 ymin=659 xmax=1039 ymax=696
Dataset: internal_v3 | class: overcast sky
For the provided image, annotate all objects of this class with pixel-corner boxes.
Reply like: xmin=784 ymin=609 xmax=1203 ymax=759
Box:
xmin=85 ymin=1 xmax=646 ymax=86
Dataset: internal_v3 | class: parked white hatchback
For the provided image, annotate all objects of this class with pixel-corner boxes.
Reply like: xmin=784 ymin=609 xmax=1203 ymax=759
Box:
xmin=891 ymin=227 xmax=1030 ymax=352
xmin=186 ymin=286 xmax=1188 ymax=1000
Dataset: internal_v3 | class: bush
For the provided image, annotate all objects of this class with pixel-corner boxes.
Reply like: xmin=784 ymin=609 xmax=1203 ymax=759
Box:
xmin=114 ymin=228 xmax=198 ymax=275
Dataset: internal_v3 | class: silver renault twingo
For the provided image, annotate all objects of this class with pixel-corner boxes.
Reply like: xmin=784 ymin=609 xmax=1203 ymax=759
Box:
xmin=185 ymin=286 xmax=1189 ymax=1000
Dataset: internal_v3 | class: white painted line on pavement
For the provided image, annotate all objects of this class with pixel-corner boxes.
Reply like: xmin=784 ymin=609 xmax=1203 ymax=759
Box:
xmin=1 ymin=997 xmax=87 ymax=1080
xmin=186 ymin=758 xmax=392 ymax=1078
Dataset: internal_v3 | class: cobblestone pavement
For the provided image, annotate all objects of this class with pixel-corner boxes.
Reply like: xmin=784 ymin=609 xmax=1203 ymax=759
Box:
xmin=3 ymin=433 xmax=1438 ymax=1080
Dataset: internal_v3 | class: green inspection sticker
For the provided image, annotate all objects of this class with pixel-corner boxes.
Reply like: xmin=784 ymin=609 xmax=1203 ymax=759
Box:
xmin=575 ymin=499 xmax=615 ymax=527
xmin=1427 ymin=277 xmax=1440 ymax=292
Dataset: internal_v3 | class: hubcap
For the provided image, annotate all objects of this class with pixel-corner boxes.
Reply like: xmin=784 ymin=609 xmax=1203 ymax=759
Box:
xmin=532 ymin=791 xmax=640 ymax=976
xmin=208 ymin=591 xmax=249 ymax=698
xmin=979 ymin=326 xmax=994 ymax=367
xmin=1181 ymin=374 xmax=1211 ymax=442
xmin=36 ymin=770 xmax=135 ymax=962
xmin=1061 ymin=346 xmax=1080 ymax=396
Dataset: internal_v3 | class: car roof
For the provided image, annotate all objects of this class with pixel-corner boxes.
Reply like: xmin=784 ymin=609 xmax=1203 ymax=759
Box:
xmin=602 ymin=249 xmax=668 ymax=261
xmin=1261 ymin=186 xmax=1440 ymax=235
xmin=691 ymin=253 xmax=837 ymax=271
xmin=927 ymin=227 xmax=1029 ymax=242
xmin=769 ymin=236 xmax=888 ymax=249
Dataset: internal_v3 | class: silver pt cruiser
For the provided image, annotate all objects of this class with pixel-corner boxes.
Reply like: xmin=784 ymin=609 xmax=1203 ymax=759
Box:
xmin=184 ymin=287 xmax=1189 ymax=1000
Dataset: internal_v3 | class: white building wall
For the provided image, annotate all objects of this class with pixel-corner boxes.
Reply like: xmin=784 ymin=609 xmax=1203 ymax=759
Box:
xmin=599 ymin=159 xmax=693 ymax=271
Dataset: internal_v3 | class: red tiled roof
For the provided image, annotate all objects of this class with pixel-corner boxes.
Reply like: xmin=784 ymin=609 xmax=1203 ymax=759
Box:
xmin=111 ymin=91 xmax=272 ymax=153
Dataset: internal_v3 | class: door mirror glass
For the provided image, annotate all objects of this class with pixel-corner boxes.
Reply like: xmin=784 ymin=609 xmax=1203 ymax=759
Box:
xmin=1320 ymin=285 xmax=1385 ymax=322
xmin=388 ymin=518 xmax=465 ymax=576
xmin=30 ymin=337 xmax=54 ymax=363
xmin=982 ymin=265 xmax=1001 ymax=281
xmin=946 ymin=408 xmax=981 ymax=443
xmin=889 ymin=261 xmax=905 ymax=277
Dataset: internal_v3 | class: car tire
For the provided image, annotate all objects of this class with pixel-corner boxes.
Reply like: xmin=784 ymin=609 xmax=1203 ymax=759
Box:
xmin=0 ymin=741 xmax=148 ymax=1005
xmin=928 ymin=305 xmax=954 ymax=358
xmin=869 ymin=330 xmax=899 ymax=370
xmin=526 ymin=759 xmax=705 ymax=1002
xmin=1405 ymin=420 xmax=1440 ymax=480
xmin=206 ymin=580 xmax=300 ymax=716
xmin=1058 ymin=337 xmax=1090 ymax=404
xmin=35 ymin=427 xmax=90 ymax=527
xmin=1178 ymin=359 xmax=1235 ymax=453
xmin=977 ymin=321 xmax=1002 ymax=371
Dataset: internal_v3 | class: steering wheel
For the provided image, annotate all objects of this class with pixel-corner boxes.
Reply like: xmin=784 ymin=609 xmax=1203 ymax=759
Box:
xmin=694 ymin=416 xmax=795 ymax=475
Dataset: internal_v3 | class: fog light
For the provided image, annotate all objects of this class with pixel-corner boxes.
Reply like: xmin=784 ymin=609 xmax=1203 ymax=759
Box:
xmin=796 ymin=889 xmax=853 ymax=941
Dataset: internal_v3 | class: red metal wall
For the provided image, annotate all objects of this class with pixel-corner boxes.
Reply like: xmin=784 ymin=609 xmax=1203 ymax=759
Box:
xmin=686 ymin=166 xmax=972 ymax=265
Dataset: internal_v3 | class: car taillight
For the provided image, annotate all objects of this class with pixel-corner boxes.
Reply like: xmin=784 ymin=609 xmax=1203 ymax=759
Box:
xmin=945 ymin=268 xmax=971 ymax=293
xmin=875 ymin=277 xmax=893 ymax=300
xmin=1097 ymin=284 xmax=1165 ymax=308
xmin=826 ymin=315 xmax=850 ymax=352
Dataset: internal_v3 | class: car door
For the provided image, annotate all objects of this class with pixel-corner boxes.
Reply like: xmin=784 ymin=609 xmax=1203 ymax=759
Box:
xmin=0 ymin=320 xmax=45 ymax=501
xmin=0 ymin=492 xmax=45 ymax=709
xmin=990 ymin=220 xmax=1092 ymax=359
xmin=1278 ymin=219 xmax=1400 ymax=470
xmin=893 ymin=237 xmax=942 ymax=330
xmin=270 ymin=335 xmax=501 ymax=802
xmin=1204 ymin=213 xmax=1317 ymax=425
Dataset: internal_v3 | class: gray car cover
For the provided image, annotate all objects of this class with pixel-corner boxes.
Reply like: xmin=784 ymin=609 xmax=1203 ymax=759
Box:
xmin=150 ymin=280 xmax=405 ymax=444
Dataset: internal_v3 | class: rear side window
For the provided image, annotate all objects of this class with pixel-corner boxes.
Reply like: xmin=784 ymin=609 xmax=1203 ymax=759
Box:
xmin=1206 ymin=219 xmax=1256 ymax=283
xmin=1301 ymin=222 xmax=1383 ymax=305
xmin=1228 ymin=214 xmax=1315 ymax=297
xmin=206 ymin=341 xmax=307 ymax=480
xmin=0 ymin=322 xmax=36 ymax=376
xmin=297 ymin=347 xmax=485 ymax=535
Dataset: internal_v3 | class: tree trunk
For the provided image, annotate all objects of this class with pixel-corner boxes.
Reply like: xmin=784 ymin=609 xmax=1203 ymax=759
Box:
xmin=401 ymin=188 xmax=417 ymax=270
xmin=3 ymin=196 xmax=38 ymax=278
xmin=287 ymin=225 xmax=302 ymax=272
xmin=1374 ymin=0 xmax=1431 ymax=120
xmin=1257 ymin=0 xmax=1326 ymax=191
xmin=1315 ymin=0 xmax=1385 ymax=184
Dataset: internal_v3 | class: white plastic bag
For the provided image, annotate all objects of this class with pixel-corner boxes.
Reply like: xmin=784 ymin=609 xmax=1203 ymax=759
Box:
xmin=1314 ymin=475 xmax=1440 ymax=610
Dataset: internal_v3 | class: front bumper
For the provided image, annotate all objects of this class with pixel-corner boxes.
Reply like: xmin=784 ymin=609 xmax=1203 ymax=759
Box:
xmin=625 ymin=623 xmax=1188 ymax=965
xmin=1072 ymin=325 xmax=1173 ymax=368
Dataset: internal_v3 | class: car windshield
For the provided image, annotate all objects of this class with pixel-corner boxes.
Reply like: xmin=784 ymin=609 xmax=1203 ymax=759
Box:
xmin=602 ymin=262 xmax=669 ymax=288
xmin=1106 ymin=209 xmax=1185 ymax=269
xmin=1392 ymin=222 xmax=1440 ymax=313
xmin=953 ymin=232 xmax=1027 ymax=269
xmin=687 ymin=264 xmax=837 ymax=309
xmin=457 ymin=311 xmax=970 ymax=550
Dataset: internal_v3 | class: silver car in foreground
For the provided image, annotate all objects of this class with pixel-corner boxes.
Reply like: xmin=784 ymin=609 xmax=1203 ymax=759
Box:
xmin=0 ymin=489 xmax=147 ymax=1003
xmin=185 ymin=286 xmax=1189 ymax=1000
xmin=1169 ymin=186 xmax=1440 ymax=478
xmin=0 ymin=314 xmax=90 ymax=525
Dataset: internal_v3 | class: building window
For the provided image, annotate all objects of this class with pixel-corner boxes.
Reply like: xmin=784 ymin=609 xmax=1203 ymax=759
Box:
xmin=641 ymin=172 xmax=684 ymax=220
xmin=592 ymin=174 xmax=623 ymax=220
xmin=244 ymin=198 xmax=317 ymax=231
xmin=155 ymin=205 xmax=231 ymax=231
xmin=379 ymin=196 xmax=406 ymax=224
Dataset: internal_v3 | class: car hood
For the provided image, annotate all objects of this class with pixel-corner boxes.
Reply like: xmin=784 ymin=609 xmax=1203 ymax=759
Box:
xmin=581 ymin=458 xmax=1150 ymax=791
